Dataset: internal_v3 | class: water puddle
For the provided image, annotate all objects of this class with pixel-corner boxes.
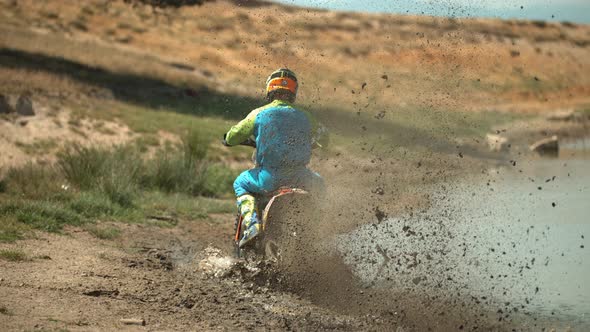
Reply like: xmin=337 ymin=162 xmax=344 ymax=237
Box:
xmin=338 ymin=142 xmax=590 ymax=328
xmin=560 ymin=137 xmax=590 ymax=159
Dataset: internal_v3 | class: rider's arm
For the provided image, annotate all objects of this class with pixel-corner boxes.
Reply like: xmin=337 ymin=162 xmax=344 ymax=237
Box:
xmin=224 ymin=111 xmax=258 ymax=146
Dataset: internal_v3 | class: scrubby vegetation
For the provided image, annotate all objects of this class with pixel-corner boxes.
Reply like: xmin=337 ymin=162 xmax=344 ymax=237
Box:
xmin=0 ymin=129 xmax=237 ymax=242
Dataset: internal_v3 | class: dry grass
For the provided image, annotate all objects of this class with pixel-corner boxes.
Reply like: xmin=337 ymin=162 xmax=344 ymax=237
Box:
xmin=14 ymin=139 xmax=58 ymax=155
xmin=0 ymin=0 xmax=588 ymax=117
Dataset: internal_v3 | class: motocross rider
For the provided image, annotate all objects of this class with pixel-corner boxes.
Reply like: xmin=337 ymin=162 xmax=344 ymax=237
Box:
xmin=223 ymin=68 xmax=328 ymax=248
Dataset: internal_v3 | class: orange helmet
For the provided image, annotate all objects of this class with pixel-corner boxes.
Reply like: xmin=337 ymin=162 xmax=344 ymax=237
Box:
xmin=265 ymin=68 xmax=298 ymax=100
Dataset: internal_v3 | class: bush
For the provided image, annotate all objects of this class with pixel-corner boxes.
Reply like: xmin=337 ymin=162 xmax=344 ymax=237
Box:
xmin=58 ymin=144 xmax=108 ymax=190
xmin=201 ymin=164 xmax=237 ymax=197
xmin=100 ymin=146 xmax=143 ymax=207
xmin=58 ymin=144 xmax=143 ymax=207
xmin=0 ymin=133 xmax=239 ymax=242
xmin=145 ymin=128 xmax=212 ymax=195
xmin=182 ymin=128 xmax=209 ymax=164
xmin=1 ymin=130 xmax=235 ymax=239
xmin=7 ymin=137 xmax=236 ymax=203
xmin=2 ymin=163 xmax=63 ymax=200
xmin=147 ymin=151 xmax=189 ymax=192
xmin=145 ymin=149 xmax=207 ymax=195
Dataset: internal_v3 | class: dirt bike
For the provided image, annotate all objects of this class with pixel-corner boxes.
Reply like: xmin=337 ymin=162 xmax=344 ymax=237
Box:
xmin=223 ymin=137 xmax=317 ymax=264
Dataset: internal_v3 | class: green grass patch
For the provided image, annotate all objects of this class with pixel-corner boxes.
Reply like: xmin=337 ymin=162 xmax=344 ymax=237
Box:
xmin=0 ymin=218 xmax=31 ymax=243
xmin=0 ymin=190 xmax=233 ymax=240
xmin=140 ymin=191 xmax=234 ymax=221
xmin=0 ymin=200 xmax=86 ymax=232
xmin=84 ymin=224 xmax=121 ymax=240
xmin=315 ymin=103 xmax=526 ymax=159
xmin=74 ymin=99 xmax=230 ymax=137
xmin=0 ymin=249 xmax=29 ymax=262
xmin=68 ymin=191 xmax=126 ymax=218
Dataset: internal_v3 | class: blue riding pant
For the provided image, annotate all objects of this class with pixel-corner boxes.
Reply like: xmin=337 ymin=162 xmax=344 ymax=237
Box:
xmin=233 ymin=166 xmax=324 ymax=197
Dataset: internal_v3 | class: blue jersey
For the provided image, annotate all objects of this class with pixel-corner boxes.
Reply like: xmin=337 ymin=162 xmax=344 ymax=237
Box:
xmin=225 ymin=100 xmax=327 ymax=170
xmin=254 ymin=102 xmax=311 ymax=168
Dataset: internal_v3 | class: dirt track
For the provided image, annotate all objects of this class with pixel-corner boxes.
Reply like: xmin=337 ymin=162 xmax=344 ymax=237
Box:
xmin=1 ymin=211 xmax=553 ymax=332
xmin=0 ymin=217 xmax=384 ymax=331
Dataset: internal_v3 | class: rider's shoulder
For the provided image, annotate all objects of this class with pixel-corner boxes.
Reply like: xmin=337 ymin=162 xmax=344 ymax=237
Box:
xmin=254 ymin=100 xmax=294 ymax=114
xmin=245 ymin=103 xmax=274 ymax=120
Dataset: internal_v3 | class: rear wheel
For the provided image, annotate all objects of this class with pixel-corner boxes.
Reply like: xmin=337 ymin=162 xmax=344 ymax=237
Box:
xmin=233 ymin=192 xmax=318 ymax=266
xmin=261 ymin=193 xmax=315 ymax=269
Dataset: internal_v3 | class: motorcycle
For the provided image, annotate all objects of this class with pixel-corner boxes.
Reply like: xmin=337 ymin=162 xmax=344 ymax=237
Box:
xmin=223 ymin=137 xmax=318 ymax=264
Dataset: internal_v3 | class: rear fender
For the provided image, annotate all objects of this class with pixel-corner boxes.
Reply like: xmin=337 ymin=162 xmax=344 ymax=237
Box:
xmin=261 ymin=188 xmax=308 ymax=231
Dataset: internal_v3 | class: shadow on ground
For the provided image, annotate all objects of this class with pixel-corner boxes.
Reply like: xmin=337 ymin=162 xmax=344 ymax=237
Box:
xmin=0 ymin=47 xmax=262 ymax=121
xmin=316 ymin=106 xmax=499 ymax=160
xmin=0 ymin=47 xmax=497 ymax=159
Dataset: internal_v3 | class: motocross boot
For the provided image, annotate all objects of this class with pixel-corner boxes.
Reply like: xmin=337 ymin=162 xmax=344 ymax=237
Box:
xmin=237 ymin=194 xmax=260 ymax=248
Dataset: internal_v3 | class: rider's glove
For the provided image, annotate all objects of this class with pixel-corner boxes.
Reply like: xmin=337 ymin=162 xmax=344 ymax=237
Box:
xmin=222 ymin=133 xmax=230 ymax=147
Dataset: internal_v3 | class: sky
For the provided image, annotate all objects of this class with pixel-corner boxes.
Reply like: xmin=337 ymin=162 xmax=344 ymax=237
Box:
xmin=272 ymin=0 xmax=590 ymax=24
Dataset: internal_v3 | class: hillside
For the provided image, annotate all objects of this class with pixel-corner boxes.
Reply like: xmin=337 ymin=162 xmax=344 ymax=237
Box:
xmin=2 ymin=0 xmax=589 ymax=111
xmin=1 ymin=0 xmax=589 ymax=165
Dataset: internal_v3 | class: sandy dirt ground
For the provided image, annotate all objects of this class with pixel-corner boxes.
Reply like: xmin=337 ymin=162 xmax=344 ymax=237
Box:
xmin=0 ymin=217 xmax=383 ymax=331
xmin=1 ymin=210 xmax=557 ymax=332
xmin=0 ymin=99 xmax=136 ymax=168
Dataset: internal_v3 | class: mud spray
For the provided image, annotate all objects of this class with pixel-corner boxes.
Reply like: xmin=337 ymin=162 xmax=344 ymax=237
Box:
xmin=194 ymin=137 xmax=589 ymax=331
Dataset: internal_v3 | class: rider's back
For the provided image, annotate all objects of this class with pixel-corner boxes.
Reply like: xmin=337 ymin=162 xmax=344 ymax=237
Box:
xmin=254 ymin=101 xmax=312 ymax=170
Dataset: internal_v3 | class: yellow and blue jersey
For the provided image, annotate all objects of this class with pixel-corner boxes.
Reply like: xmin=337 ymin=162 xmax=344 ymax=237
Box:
xmin=225 ymin=100 xmax=328 ymax=170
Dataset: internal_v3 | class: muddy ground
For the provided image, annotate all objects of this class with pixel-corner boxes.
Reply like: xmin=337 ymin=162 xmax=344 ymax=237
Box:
xmin=0 ymin=217 xmax=376 ymax=331
xmin=0 ymin=209 xmax=554 ymax=332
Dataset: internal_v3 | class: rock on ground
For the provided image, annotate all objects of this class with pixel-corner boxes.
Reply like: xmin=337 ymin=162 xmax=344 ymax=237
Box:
xmin=16 ymin=94 xmax=35 ymax=116
xmin=486 ymin=133 xmax=509 ymax=152
xmin=530 ymin=135 xmax=559 ymax=156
